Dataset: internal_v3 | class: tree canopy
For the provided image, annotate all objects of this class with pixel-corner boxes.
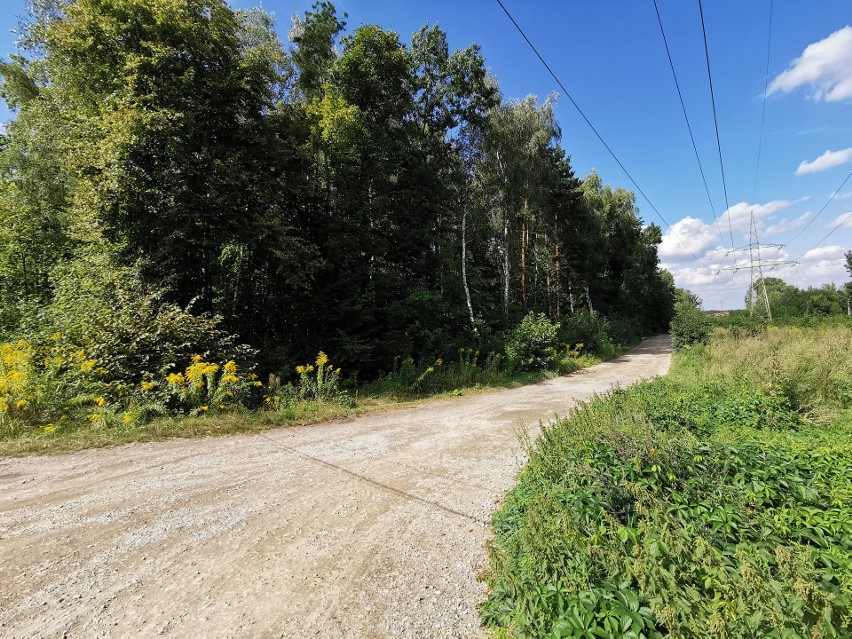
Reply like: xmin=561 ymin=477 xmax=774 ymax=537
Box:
xmin=0 ymin=0 xmax=676 ymax=378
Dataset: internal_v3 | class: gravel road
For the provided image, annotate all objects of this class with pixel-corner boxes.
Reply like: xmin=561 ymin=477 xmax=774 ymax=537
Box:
xmin=0 ymin=335 xmax=671 ymax=639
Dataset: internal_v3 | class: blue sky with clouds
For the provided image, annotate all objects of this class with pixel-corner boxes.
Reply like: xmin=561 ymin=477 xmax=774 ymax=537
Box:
xmin=2 ymin=0 xmax=850 ymax=309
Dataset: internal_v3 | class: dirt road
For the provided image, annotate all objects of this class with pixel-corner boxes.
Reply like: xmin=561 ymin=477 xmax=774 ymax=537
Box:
xmin=0 ymin=335 xmax=671 ymax=638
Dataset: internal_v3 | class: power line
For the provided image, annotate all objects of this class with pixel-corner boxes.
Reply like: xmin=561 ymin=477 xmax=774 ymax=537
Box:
xmin=795 ymin=209 xmax=852 ymax=261
xmin=698 ymin=0 xmax=734 ymax=247
xmin=785 ymin=169 xmax=852 ymax=248
xmin=752 ymin=0 xmax=773 ymax=200
xmin=651 ymin=0 xmax=728 ymax=250
xmin=494 ymin=0 xmax=710 ymax=269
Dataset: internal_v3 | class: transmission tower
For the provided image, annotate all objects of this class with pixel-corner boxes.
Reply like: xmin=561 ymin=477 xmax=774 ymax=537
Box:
xmin=718 ymin=211 xmax=797 ymax=320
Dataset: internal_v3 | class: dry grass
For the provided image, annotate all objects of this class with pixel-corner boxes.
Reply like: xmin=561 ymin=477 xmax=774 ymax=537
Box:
xmin=670 ymin=325 xmax=852 ymax=419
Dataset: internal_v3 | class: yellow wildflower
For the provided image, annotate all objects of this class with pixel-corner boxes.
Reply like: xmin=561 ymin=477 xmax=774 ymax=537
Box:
xmin=334 ymin=368 xmax=341 ymax=375
xmin=252 ymin=381 xmax=263 ymax=387
xmin=201 ymin=405 xmax=209 ymax=412
xmin=186 ymin=361 xmax=219 ymax=382
xmin=327 ymin=364 xmax=333 ymax=372
xmin=44 ymin=424 xmax=56 ymax=433
xmin=166 ymin=372 xmax=185 ymax=385
xmin=95 ymin=397 xmax=106 ymax=407
xmin=123 ymin=413 xmax=134 ymax=425
xmin=15 ymin=399 xmax=26 ymax=409
xmin=219 ymin=404 xmax=226 ymax=409
xmin=191 ymin=355 xmax=204 ymax=363
xmin=89 ymin=413 xmax=102 ymax=423
xmin=435 ymin=358 xmax=443 ymax=366
xmin=307 ymin=365 xmax=315 ymax=373
xmin=426 ymin=367 xmax=435 ymax=374
xmin=141 ymin=380 xmax=155 ymax=391
xmin=51 ymin=332 xmax=63 ymax=341
xmin=296 ymin=365 xmax=305 ymax=374
xmin=316 ymin=351 xmax=329 ymax=367
xmin=223 ymin=360 xmax=237 ymax=376
xmin=80 ymin=360 xmax=97 ymax=373
xmin=248 ymin=373 xmax=259 ymax=381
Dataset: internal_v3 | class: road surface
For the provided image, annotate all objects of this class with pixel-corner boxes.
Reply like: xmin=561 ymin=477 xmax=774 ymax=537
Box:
xmin=0 ymin=335 xmax=671 ymax=638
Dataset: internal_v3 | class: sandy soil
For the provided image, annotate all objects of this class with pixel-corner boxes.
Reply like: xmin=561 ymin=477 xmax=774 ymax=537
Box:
xmin=0 ymin=335 xmax=671 ymax=639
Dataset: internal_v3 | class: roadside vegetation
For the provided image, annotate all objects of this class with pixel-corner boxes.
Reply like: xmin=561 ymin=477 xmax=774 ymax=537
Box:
xmin=0 ymin=310 xmax=640 ymax=456
xmin=481 ymin=318 xmax=852 ymax=638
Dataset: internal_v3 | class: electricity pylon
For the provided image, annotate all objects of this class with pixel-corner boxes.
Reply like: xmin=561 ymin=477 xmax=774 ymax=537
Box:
xmin=717 ymin=211 xmax=797 ymax=321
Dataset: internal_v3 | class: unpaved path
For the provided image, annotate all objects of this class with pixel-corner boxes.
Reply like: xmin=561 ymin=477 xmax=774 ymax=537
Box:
xmin=0 ymin=335 xmax=671 ymax=638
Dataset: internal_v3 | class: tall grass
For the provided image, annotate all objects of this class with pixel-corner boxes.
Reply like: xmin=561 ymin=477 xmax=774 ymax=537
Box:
xmin=672 ymin=326 xmax=852 ymax=417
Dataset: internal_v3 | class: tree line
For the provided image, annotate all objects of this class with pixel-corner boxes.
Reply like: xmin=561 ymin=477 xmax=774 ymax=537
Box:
xmin=0 ymin=0 xmax=675 ymax=379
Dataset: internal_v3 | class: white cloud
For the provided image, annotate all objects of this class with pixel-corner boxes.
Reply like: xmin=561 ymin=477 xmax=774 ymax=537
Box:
xmin=765 ymin=212 xmax=811 ymax=235
xmin=659 ymin=216 xmax=720 ymax=262
xmin=768 ymin=26 xmax=852 ymax=102
xmin=796 ymin=148 xmax=852 ymax=175
xmin=801 ymin=245 xmax=846 ymax=261
xmin=825 ymin=212 xmax=852 ymax=229
xmin=718 ymin=199 xmax=796 ymax=235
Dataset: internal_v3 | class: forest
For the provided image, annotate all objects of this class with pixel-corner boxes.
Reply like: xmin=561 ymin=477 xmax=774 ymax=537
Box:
xmin=0 ymin=0 xmax=675 ymax=434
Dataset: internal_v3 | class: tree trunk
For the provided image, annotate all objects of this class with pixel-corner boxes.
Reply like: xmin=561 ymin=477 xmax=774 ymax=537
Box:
xmin=585 ymin=283 xmax=593 ymax=313
xmin=461 ymin=200 xmax=478 ymax=335
xmin=502 ymin=212 xmax=510 ymax=317
xmin=521 ymin=200 xmax=528 ymax=309
xmin=568 ymin=275 xmax=575 ymax=315
xmin=554 ymin=212 xmax=561 ymax=318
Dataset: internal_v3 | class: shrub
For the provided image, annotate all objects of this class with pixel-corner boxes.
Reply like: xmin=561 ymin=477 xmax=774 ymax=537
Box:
xmin=558 ymin=309 xmax=611 ymax=353
xmin=670 ymin=301 xmax=711 ymax=350
xmin=506 ymin=313 xmax=559 ymax=371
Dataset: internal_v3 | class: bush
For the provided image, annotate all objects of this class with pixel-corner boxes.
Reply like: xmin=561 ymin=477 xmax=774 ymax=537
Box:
xmin=558 ymin=309 xmax=611 ymax=353
xmin=670 ymin=301 xmax=711 ymax=350
xmin=482 ymin=383 xmax=852 ymax=638
xmin=506 ymin=313 xmax=560 ymax=371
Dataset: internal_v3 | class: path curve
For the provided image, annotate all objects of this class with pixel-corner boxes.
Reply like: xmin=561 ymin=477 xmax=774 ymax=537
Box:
xmin=0 ymin=335 xmax=671 ymax=638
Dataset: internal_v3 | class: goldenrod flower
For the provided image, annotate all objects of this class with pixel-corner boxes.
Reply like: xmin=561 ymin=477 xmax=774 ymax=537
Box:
xmin=296 ymin=365 xmax=306 ymax=374
xmin=334 ymin=368 xmax=341 ymax=375
xmin=191 ymin=355 xmax=204 ymax=363
xmin=166 ymin=372 xmax=186 ymax=385
xmin=223 ymin=360 xmax=238 ymax=376
xmin=123 ymin=413 xmax=134 ymax=425
xmin=316 ymin=351 xmax=329 ymax=367
xmin=435 ymin=358 xmax=443 ymax=366
xmin=201 ymin=405 xmax=209 ymax=412
xmin=219 ymin=404 xmax=226 ymax=409
xmin=15 ymin=399 xmax=26 ymax=409
xmin=252 ymin=381 xmax=263 ymax=387
xmin=51 ymin=332 xmax=63 ymax=341
xmin=44 ymin=424 xmax=56 ymax=433
xmin=141 ymin=380 xmax=155 ymax=391
xmin=222 ymin=375 xmax=239 ymax=384
xmin=95 ymin=397 xmax=106 ymax=407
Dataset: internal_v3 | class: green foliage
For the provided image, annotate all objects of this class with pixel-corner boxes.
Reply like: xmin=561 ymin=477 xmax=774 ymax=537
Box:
xmin=506 ymin=313 xmax=560 ymax=371
xmin=0 ymin=0 xmax=676 ymax=435
xmin=482 ymin=326 xmax=852 ymax=638
xmin=364 ymin=349 xmax=509 ymax=399
xmin=670 ymin=301 xmax=711 ymax=350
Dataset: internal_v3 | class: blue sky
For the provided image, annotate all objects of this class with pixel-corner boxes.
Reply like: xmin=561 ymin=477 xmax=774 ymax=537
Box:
xmin=2 ymin=0 xmax=851 ymax=309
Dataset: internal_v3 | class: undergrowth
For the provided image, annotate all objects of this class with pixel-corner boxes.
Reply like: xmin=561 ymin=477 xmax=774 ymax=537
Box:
xmin=481 ymin=326 xmax=852 ymax=638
